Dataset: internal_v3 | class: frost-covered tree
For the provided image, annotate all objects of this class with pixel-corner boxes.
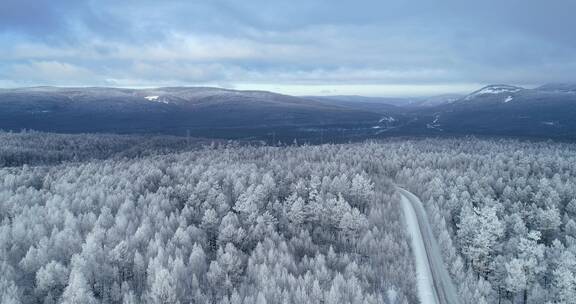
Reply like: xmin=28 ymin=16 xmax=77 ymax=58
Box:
xmin=61 ymin=270 xmax=97 ymax=304
xmin=3 ymin=134 xmax=576 ymax=304
xmin=458 ymin=205 xmax=504 ymax=277
xmin=148 ymin=267 xmax=179 ymax=304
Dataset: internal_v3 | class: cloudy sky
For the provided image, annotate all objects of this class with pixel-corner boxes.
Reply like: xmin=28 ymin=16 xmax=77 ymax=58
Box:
xmin=1 ymin=0 xmax=575 ymax=96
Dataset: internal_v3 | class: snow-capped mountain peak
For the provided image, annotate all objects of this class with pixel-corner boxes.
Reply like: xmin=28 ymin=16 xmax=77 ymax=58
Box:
xmin=464 ymin=85 xmax=524 ymax=101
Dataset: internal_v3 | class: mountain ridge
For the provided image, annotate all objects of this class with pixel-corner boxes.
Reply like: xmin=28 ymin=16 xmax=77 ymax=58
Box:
xmin=1 ymin=84 xmax=576 ymax=141
xmin=0 ymin=86 xmax=384 ymax=141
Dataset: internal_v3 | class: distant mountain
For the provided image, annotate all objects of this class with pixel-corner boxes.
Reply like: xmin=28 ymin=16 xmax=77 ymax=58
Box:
xmin=1 ymin=84 xmax=576 ymax=141
xmin=0 ymin=87 xmax=385 ymax=140
xmin=416 ymin=94 xmax=463 ymax=107
xmin=400 ymin=84 xmax=576 ymax=139
xmin=536 ymin=83 xmax=576 ymax=93
xmin=306 ymin=96 xmax=402 ymax=114
xmin=460 ymin=84 xmax=523 ymax=102
xmin=307 ymin=94 xmax=462 ymax=108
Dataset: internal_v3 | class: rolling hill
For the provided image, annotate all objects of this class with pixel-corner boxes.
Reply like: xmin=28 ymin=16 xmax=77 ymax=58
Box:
xmin=0 ymin=87 xmax=383 ymax=140
xmin=402 ymin=84 xmax=576 ymax=139
xmin=1 ymin=84 xmax=575 ymax=141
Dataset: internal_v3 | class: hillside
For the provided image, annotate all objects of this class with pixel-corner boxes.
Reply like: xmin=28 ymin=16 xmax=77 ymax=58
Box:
xmin=1 ymin=84 xmax=576 ymax=141
xmin=0 ymin=87 xmax=382 ymax=140
xmin=403 ymin=84 xmax=576 ymax=139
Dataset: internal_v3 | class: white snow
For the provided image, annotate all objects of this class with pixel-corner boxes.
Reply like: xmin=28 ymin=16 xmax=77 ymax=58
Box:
xmin=465 ymin=85 xmax=521 ymax=101
xmin=144 ymin=96 xmax=169 ymax=104
xmin=480 ymin=87 xmax=519 ymax=94
xmin=379 ymin=116 xmax=396 ymax=123
xmin=373 ymin=116 xmax=397 ymax=130
xmin=504 ymin=96 xmax=513 ymax=103
xmin=426 ymin=115 xmax=442 ymax=130
xmin=144 ymin=96 xmax=159 ymax=101
xmin=399 ymin=192 xmax=439 ymax=304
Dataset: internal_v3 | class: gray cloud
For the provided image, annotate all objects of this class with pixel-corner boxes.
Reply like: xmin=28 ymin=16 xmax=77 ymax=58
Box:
xmin=0 ymin=0 xmax=575 ymax=95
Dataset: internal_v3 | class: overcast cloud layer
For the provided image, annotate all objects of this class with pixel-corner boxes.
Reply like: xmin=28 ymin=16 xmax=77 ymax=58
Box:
xmin=1 ymin=0 xmax=575 ymax=96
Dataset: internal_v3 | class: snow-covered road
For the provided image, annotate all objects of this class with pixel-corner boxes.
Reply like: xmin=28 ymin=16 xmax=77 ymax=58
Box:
xmin=397 ymin=187 xmax=461 ymax=304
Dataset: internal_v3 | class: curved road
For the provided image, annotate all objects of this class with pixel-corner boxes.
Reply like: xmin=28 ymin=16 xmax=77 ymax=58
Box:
xmin=397 ymin=187 xmax=461 ymax=304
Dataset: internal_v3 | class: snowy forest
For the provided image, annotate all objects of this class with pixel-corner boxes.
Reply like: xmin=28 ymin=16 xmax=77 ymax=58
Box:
xmin=395 ymin=138 xmax=576 ymax=304
xmin=0 ymin=132 xmax=415 ymax=304
xmin=0 ymin=131 xmax=225 ymax=167
xmin=1 ymin=132 xmax=576 ymax=304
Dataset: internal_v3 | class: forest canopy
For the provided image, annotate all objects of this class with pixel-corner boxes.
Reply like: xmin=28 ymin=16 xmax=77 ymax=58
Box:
xmin=0 ymin=134 xmax=414 ymax=304
xmin=1 ymin=133 xmax=576 ymax=304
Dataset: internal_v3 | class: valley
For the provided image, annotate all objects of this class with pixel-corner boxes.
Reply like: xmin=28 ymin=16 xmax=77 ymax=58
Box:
xmin=1 ymin=84 xmax=575 ymax=143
